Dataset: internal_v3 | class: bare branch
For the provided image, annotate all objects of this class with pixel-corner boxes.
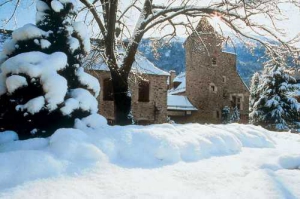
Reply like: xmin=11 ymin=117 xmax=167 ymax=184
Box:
xmin=79 ymin=0 xmax=106 ymax=37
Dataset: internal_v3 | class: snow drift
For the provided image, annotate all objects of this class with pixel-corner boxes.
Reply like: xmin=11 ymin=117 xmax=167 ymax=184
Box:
xmin=0 ymin=116 xmax=280 ymax=191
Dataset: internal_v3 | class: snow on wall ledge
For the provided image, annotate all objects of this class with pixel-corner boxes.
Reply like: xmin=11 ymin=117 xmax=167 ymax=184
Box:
xmin=0 ymin=115 xmax=279 ymax=190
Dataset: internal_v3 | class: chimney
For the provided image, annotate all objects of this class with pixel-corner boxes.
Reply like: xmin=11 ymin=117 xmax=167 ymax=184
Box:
xmin=169 ymin=70 xmax=176 ymax=89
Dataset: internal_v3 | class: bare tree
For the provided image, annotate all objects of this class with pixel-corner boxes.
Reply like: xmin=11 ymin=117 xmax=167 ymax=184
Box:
xmin=2 ymin=0 xmax=300 ymax=125
xmin=77 ymin=0 xmax=300 ymax=125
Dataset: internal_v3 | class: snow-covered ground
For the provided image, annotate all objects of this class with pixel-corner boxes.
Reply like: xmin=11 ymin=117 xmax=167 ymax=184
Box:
xmin=0 ymin=115 xmax=300 ymax=198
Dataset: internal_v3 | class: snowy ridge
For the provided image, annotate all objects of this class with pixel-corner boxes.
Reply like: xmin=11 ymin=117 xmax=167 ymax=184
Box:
xmin=1 ymin=119 xmax=300 ymax=198
xmin=1 ymin=117 xmax=275 ymax=187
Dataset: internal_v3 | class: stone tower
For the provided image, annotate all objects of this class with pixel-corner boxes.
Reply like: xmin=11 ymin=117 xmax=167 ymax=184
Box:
xmin=184 ymin=17 xmax=249 ymax=123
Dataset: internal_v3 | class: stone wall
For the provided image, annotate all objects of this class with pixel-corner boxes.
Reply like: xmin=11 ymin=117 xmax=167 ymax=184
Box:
xmin=88 ymin=70 xmax=168 ymax=124
xmin=181 ymin=23 xmax=249 ymax=124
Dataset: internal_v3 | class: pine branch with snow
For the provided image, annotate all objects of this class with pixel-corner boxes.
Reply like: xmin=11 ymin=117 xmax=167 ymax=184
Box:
xmin=249 ymin=72 xmax=260 ymax=123
xmin=230 ymin=106 xmax=241 ymax=123
xmin=0 ymin=0 xmax=100 ymax=139
xmin=221 ymin=106 xmax=231 ymax=124
xmin=250 ymin=62 xmax=300 ymax=131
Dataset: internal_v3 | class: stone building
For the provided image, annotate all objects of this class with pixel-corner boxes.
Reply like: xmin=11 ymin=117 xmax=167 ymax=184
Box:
xmin=168 ymin=17 xmax=250 ymax=123
xmin=88 ymin=54 xmax=169 ymax=124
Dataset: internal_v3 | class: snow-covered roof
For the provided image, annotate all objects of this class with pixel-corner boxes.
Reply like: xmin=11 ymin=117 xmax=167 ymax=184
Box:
xmin=222 ymin=51 xmax=236 ymax=55
xmin=167 ymin=94 xmax=197 ymax=111
xmin=169 ymin=72 xmax=186 ymax=94
xmin=89 ymin=53 xmax=169 ymax=76
xmin=173 ymin=72 xmax=185 ymax=82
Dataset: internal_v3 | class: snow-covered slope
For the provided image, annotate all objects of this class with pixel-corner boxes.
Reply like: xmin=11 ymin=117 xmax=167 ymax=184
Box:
xmin=0 ymin=116 xmax=300 ymax=198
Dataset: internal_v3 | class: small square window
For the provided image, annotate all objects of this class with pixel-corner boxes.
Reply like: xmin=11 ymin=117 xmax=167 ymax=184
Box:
xmin=222 ymin=76 xmax=226 ymax=83
xmin=211 ymin=85 xmax=215 ymax=91
xmin=212 ymin=57 xmax=217 ymax=65
xmin=209 ymin=84 xmax=217 ymax=93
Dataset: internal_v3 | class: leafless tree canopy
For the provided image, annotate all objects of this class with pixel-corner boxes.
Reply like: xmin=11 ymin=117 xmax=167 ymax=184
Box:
xmin=76 ymin=0 xmax=299 ymax=69
xmin=2 ymin=0 xmax=300 ymax=75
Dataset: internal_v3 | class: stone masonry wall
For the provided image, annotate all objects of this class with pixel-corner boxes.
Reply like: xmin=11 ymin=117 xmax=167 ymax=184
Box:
xmin=183 ymin=28 xmax=249 ymax=124
xmin=88 ymin=70 xmax=168 ymax=124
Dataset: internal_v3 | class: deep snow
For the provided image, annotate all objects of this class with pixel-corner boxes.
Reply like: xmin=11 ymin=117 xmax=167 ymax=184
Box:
xmin=0 ymin=115 xmax=300 ymax=198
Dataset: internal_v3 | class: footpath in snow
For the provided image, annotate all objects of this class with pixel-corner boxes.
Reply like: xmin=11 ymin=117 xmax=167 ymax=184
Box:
xmin=0 ymin=114 xmax=300 ymax=198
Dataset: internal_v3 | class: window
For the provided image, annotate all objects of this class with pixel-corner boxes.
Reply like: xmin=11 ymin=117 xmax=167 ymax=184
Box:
xmin=237 ymin=98 xmax=241 ymax=110
xmin=103 ymin=78 xmax=113 ymax=101
xmin=211 ymin=85 xmax=215 ymax=92
xmin=138 ymin=80 xmax=150 ymax=102
xmin=214 ymin=110 xmax=220 ymax=119
xmin=231 ymin=95 xmax=242 ymax=110
xmin=222 ymin=76 xmax=226 ymax=83
xmin=212 ymin=56 xmax=217 ymax=65
xmin=209 ymin=83 xmax=217 ymax=93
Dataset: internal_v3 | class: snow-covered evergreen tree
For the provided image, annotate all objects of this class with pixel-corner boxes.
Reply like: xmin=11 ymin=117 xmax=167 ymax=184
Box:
xmin=249 ymin=72 xmax=260 ymax=112
xmin=0 ymin=0 xmax=100 ymax=139
xmin=221 ymin=106 xmax=231 ymax=124
xmin=250 ymin=62 xmax=300 ymax=131
xmin=249 ymin=72 xmax=261 ymax=124
xmin=230 ymin=106 xmax=240 ymax=123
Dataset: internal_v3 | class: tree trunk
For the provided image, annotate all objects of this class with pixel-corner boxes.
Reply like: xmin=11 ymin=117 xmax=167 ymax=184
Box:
xmin=111 ymin=71 xmax=131 ymax=125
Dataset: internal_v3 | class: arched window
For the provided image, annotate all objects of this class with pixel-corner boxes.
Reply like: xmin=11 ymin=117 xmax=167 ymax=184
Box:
xmin=138 ymin=80 xmax=150 ymax=102
xmin=103 ymin=78 xmax=113 ymax=101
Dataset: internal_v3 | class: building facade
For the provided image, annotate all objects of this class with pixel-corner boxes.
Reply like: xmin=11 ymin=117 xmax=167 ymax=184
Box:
xmin=88 ymin=55 xmax=169 ymax=124
xmin=168 ymin=18 xmax=250 ymax=124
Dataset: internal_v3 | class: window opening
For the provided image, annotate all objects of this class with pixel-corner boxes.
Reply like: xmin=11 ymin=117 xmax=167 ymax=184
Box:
xmin=138 ymin=80 xmax=150 ymax=102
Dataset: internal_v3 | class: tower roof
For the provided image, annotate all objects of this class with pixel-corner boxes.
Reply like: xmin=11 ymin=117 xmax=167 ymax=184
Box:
xmin=195 ymin=17 xmax=215 ymax=33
